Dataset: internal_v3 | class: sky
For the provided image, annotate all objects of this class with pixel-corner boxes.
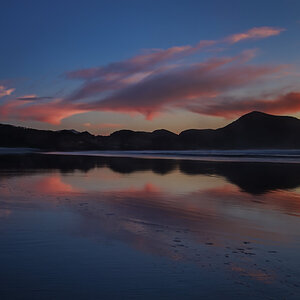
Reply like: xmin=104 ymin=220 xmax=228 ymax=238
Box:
xmin=0 ymin=0 xmax=300 ymax=135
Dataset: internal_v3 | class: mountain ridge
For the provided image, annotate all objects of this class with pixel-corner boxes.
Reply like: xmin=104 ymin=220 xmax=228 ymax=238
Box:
xmin=1 ymin=111 xmax=300 ymax=150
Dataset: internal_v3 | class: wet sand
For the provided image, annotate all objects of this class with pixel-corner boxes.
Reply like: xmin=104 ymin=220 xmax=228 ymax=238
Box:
xmin=0 ymin=154 xmax=299 ymax=299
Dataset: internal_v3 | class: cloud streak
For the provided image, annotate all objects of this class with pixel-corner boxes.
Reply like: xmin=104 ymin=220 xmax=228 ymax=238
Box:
xmin=0 ymin=85 xmax=15 ymax=98
xmin=65 ymin=26 xmax=284 ymax=103
xmin=16 ymin=95 xmax=53 ymax=101
xmin=189 ymin=92 xmax=300 ymax=118
xmin=225 ymin=27 xmax=285 ymax=44
xmin=0 ymin=98 xmax=87 ymax=125
xmin=83 ymin=53 xmax=280 ymax=120
xmin=0 ymin=26 xmax=291 ymax=125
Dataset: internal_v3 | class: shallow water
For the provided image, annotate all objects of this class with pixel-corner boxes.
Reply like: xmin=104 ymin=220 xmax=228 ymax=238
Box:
xmin=0 ymin=154 xmax=299 ymax=299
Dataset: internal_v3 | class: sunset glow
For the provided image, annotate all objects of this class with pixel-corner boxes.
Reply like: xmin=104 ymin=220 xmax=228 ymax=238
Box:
xmin=1 ymin=1 xmax=299 ymax=134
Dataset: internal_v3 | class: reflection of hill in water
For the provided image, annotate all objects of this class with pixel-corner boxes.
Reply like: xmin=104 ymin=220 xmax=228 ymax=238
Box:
xmin=0 ymin=153 xmax=300 ymax=195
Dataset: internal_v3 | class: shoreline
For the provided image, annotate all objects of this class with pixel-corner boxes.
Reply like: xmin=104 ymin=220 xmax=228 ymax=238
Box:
xmin=43 ymin=149 xmax=300 ymax=164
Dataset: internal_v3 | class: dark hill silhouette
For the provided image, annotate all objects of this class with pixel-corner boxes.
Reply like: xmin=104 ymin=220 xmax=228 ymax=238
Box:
xmin=216 ymin=111 xmax=300 ymax=148
xmin=1 ymin=111 xmax=300 ymax=150
xmin=180 ymin=111 xmax=300 ymax=149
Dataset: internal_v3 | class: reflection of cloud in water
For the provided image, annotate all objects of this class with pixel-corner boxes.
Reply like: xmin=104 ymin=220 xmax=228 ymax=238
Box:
xmin=1 ymin=174 xmax=77 ymax=195
xmin=0 ymin=154 xmax=299 ymax=292
xmin=230 ymin=265 xmax=273 ymax=284
xmin=59 ymin=167 xmax=227 ymax=195
xmin=64 ymin=185 xmax=297 ymax=289
xmin=0 ymin=209 xmax=11 ymax=218
xmin=2 ymin=153 xmax=300 ymax=194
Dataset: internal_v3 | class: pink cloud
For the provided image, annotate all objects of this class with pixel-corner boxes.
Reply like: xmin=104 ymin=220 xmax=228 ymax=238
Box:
xmin=189 ymin=92 xmax=300 ymax=118
xmin=16 ymin=94 xmax=53 ymax=101
xmin=65 ymin=40 xmax=215 ymax=101
xmin=80 ymin=54 xmax=281 ymax=120
xmin=66 ymin=40 xmax=214 ymax=81
xmin=6 ymin=89 xmax=300 ymax=126
xmin=0 ymin=98 xmax=86 ymax=125
xmin=0 ymin=54 xmax=286 ymax=124
xmin=0 ymin=85 xmax=15 ymax=98
xmin=65 ymin=27 xmax=283 ymax=102
xmin=225 ymin=27 xmax=285 ymax=44
xmin=0 ymin=27 xmax=288 ymax=125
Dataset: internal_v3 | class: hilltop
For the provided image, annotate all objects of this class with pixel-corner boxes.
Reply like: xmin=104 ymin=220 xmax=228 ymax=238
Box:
xmin=1 ymin=111 xmax=300 ymax=150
